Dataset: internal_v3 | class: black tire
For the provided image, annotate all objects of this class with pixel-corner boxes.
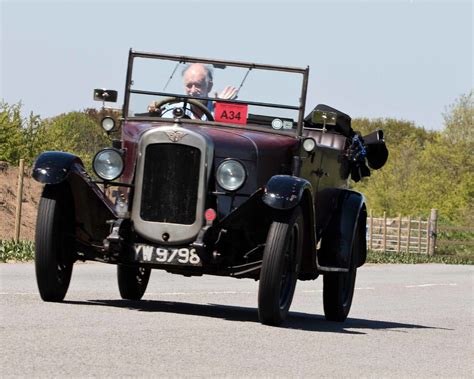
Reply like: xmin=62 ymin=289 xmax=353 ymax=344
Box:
xmin=258 ymin=207 xmax=303 ymax=326
xmin=117 ymin=265 xmax=151 ymax=300
xmin=322 ymin=230 xmax=359 ymax=322
xmin=35 ymin=184 xmax=75 ymax=302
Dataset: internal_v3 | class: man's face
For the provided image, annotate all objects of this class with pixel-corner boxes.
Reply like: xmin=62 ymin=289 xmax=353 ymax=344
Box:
xmin=183 ymin=64 xmax=212 ymax=98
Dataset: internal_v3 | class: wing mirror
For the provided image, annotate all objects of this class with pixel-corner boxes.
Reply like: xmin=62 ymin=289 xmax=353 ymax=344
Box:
xmin=93 ymin=88 xmax=118 ymax=111
xmin=93 ymin=89 xmax=118 ymax=102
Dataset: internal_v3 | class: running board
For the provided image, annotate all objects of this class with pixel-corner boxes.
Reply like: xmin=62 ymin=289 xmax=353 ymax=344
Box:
xmin=315 ymin=255 xmax=349 ymax=273
xmin=229 ymin=261 xmax=262 ymax=277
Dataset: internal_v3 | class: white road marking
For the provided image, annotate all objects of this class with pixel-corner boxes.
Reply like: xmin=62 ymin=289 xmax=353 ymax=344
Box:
xmin=405 ymin=283 xmax=458 ymax=288
xmin=0 ymin=290 xmax=256 ymax=297
xmin=0 ymin=283 xmax=459 ymax=297
xmin=301 ymin=288 xmax=374 ymax=294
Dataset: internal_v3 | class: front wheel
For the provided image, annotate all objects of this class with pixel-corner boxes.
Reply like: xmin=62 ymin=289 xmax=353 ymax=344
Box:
xmin=117 ymin=266 xmax=151 ymax=300
xmin=35 ymin=184 xmax=75 ymax=302
xmin=258 ymin=207 xmax=303 ymax=326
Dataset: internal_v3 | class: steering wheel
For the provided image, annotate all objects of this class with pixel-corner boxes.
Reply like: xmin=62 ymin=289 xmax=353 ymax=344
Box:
xmin=150 ymin=97 xmax=214 ymax=121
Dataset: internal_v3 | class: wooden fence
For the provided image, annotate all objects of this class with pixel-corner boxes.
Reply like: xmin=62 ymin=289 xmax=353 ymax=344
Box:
xmin=367 ymin=210 xmax=438 ymax=255
xmin=367 ymin=210 xmax=474 ymax=255
xmin=436 ymin=224 xmax=474 ymax=251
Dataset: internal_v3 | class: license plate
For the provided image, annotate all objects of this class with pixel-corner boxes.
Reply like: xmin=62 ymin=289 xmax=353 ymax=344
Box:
xmin=133 ymin=244 xmax=202 ymax=266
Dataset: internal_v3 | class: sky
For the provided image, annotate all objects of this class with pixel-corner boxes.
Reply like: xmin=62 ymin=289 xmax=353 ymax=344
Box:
xmin=1 ymin=0 xmax=472 ymax=131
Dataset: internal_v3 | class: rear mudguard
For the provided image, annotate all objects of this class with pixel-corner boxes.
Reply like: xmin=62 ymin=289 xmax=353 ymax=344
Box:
xmin=317 ymin=188 xmax=367 ymax=269
xmin=33 ymin=151 xmax=117 ymax=248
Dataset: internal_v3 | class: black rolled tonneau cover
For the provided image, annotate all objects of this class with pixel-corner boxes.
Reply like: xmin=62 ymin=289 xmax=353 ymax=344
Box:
xmin=304 ymin=104 xmax=354 ymax=138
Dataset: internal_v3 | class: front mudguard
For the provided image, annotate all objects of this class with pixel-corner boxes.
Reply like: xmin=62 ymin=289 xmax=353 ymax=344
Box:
xmin=317 ymin=188 xmax=367 ymax=269
xmin=262 ymin=175 xmax=312 ymax=211
xmin=204 ymin=177 xmax=318 ymax=277
xmin=33 ymin=151 xmax=117 ymax=248
xmin=33 ymin=151 xmax=84 ymax=184
xmin=262 ymin=175 xmax=318 ymax=277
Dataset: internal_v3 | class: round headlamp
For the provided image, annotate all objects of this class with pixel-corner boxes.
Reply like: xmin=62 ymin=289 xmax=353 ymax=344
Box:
xmin=302 ymin=137 xmax=316 ymax=153
xmin=93 ymin=148 xmax=124 ymax=181
xmin=216 ymin=159 xmax=246 ymax=191
xmin=101 ymin=117 xmax=116 ymax=133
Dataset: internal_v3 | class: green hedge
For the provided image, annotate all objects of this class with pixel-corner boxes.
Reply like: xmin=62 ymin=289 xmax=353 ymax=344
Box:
xmin=366 ymin=250 xmax=473 ymax=265
xmin=1 ymin=240 xmax=472 ymax=265
xmin=0 ymin=240 xmax=35 ymax=262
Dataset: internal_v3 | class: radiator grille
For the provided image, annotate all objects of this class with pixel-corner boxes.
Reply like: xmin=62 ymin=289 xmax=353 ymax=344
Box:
xmin=140 ymin=143 xmax=201 ymax=224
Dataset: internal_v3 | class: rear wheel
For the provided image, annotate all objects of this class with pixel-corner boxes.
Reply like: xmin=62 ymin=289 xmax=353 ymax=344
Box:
xmin=258 ymin=207 xmax=303 ymax=326
xmin=322 ymin=229 xmax=359 ymax=321
xmin=117 ymin=266 xmax=151 ymax=300
xmin=35 ymin=184 xmax=75 ymax=302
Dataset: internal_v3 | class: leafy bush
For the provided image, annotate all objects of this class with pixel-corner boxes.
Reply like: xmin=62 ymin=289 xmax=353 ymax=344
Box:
xmin=0 ymin=240 xmax=35 ymax=262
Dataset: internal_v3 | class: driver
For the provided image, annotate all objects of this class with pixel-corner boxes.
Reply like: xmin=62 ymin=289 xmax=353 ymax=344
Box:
xmin=148 ymin=63 xmax=237 ymax=119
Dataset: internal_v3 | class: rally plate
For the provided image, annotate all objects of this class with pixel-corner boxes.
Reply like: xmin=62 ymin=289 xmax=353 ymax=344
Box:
xmin=133 ymin=244 xmax=202 ymax=266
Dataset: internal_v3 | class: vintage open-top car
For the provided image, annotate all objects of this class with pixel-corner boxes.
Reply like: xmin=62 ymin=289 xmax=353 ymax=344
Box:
xmin=33 ymin=50 xmax=388 ymax=326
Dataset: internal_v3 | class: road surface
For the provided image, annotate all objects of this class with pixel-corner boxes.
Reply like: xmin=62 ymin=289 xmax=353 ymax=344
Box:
xmin=1 ymin=263 xmax=472 ymax=377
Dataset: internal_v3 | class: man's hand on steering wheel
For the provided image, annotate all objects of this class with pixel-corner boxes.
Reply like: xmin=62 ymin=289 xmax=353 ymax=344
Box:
xmin=147 ymin=97 xmax=214 ymax=121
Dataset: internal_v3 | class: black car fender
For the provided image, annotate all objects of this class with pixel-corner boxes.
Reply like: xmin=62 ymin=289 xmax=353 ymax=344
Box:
xmin=33 ymin=151 xmax=116 ymax=247
xmin=317 ymin=188 xmax=367 ymax=269
xmin=262 ymin=175 xmax=312 ymax=211
xmin=33 ymin=151 xmax=87 ymax=185
xmin=262 ymin=175 xmax=318 ymax=276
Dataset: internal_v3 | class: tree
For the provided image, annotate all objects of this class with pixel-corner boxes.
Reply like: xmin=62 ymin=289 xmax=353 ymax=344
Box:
xmin=353 ymin=91 xmax=473 ymax=225
xmin=0 ymin=103 xmax=112 ymax=170
xmin=442 ymin=91 xmax=473 ymax=145
xmin=415 ymin=91 xmax=473 ymax=224
xmin=0 ymin=101 xmax=42 ymax=165
xmin=40 ymin=111 xmax=110 ymax=171
xmin=351 ymin=118 xmax=434 ymax=216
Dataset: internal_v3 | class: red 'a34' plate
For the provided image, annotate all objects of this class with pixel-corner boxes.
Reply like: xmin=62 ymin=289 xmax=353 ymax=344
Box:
xmin=214 ymin=102 xmax=248 ymax=125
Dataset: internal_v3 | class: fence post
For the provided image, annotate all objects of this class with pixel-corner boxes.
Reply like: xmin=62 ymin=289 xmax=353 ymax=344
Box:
xmin=429 ymin=208 xmax=438 ymax=256
xmin=407 ymin=215 xmax=411 ymax=253
xmin=383 ymin=211 xmax=387 ymax=253
xmin=369 ymin=210 xmax=373 ymax=251
xmin=397 ymin=214 xmax=402 ymax=253
xmin=418 ymin=217 xmax=422 ymax=254
xmin=14 ymin=159 xmax=25 ymax=243
xmin=426 ymin=214 xmax=431 ymax=255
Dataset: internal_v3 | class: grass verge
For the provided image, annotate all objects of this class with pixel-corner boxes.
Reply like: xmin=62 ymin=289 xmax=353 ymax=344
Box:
xmin=1 ymin=240 xmax=473 ymax=265
xmin=366 ymin=250 xmax=474 ymax=265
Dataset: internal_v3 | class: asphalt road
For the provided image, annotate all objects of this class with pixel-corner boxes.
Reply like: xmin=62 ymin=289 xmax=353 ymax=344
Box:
xmin=1 ymin=263 xmax=473 ymax=377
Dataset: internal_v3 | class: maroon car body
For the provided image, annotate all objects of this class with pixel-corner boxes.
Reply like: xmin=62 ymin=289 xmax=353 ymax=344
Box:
xmin=32 ymin=50 xmax=388 ymax=326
